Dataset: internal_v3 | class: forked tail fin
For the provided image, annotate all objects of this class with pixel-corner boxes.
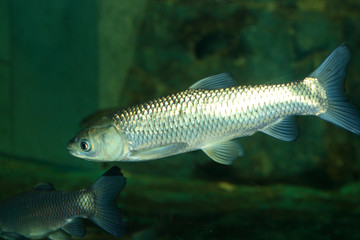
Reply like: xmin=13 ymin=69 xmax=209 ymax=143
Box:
xmin=309 ymin=43 xmax=360 ymax=135
xmin=90 ymin=166 xmax=127 ymax=238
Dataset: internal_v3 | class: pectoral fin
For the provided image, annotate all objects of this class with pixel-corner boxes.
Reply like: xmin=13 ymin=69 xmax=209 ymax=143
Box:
xmin=129 ymin=143 xmax=188 ymax=160
xmin=260 ymin=117 xmax=299 ymax=142
xmin=201 ymin=140 xmax=243 ymax=165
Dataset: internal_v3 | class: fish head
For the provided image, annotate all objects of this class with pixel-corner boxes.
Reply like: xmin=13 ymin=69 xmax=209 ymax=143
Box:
xmin=67 ymin=117 xmax=128 ymax=161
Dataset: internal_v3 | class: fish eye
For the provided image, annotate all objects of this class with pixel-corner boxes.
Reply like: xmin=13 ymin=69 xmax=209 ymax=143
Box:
xmin=80 ymin=140 xmax=91 ymax=152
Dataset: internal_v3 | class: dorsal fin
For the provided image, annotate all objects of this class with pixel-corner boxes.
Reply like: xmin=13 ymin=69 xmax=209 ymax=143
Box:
xmin=33 ymin=183 xmax=55 ymax=191
xmin=260 ymin=117 xmax=299 ymax=142
xmin=189 ymin=73 xmax=237 ymax=90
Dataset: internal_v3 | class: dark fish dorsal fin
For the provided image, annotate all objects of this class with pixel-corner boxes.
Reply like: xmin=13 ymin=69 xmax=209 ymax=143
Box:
xmin=260 ymin=117 xmax=299 ymax=142
xmin=61 ymin=218 xmax=86 ymax=237
xmin=33 ymin=183 xmax=55 ymax=191
xmin=189 ymin=73 xmax=237 ymax=90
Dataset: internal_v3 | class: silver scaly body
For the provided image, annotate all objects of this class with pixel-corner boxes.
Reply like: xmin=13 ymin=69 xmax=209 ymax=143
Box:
xmin=68 ymin=44 xmax=360 ymax=164
xmin=116 ymin=77 xmax=326 ymax=157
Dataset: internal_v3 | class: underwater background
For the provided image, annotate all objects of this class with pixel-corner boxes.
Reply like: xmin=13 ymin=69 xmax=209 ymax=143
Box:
xmin=1 ymin=0 xmax=360 ymax=239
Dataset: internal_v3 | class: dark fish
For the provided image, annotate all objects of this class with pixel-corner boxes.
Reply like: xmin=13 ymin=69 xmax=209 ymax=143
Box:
xmin=0 ymin=166 xmax=127 ymax=240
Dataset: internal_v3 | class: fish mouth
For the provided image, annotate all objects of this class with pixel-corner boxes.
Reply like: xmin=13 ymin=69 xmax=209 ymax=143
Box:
xmin=67 ymin=147 xmax=77 ymax=157
xmin=68 ymin=149 xmax=76 ymax=156
xmin=66 ymin=141 xmax=78 ymax=157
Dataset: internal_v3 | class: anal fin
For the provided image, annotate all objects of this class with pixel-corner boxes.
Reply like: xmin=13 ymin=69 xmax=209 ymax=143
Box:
xmin=61 ymin=218 xmax=86 ymax=237
xmin=48 ymin=230 xmax=71 ymax=240
xmin=201 ymin=140 xmax=243 ymax=165
xmin=260 ymin=117 xmax=299 ymax=142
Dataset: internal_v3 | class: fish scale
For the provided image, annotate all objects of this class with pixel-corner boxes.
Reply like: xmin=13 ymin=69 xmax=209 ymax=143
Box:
xmin=0 ymin=167 xmax=127 ymax=239
xmin=68 ymin=44 xmax=360 ymax=164
xmin=1 ymin=191 xmax=92 ymax=232
xmin=115 ymin=80 xmax=321 ymax=153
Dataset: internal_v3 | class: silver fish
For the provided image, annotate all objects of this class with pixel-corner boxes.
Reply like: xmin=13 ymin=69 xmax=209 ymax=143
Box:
xmin=0 ymin=167 xmax=126 ymax=240
xmin=67 ymin=44 xmax=360 ymax=164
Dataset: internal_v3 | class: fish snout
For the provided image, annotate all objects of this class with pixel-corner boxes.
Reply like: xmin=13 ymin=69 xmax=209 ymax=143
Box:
xmin=67 ymin=136 xmax=78 ymax=146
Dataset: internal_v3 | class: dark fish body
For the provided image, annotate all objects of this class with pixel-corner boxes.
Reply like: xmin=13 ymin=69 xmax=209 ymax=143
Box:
xmin=68 ymin=44 xmax=360 ymax=164
xmin=0 ymin=167 xmax=126 ymax=240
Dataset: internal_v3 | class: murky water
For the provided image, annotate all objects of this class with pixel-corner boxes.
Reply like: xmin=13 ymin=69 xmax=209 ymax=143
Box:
xmin=1 ymin=1 xmax=360 ymax=239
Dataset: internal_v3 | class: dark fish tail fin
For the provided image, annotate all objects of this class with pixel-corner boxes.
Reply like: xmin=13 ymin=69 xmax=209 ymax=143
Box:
xmin=309 ymin=43 xmax=360 ymax=135
xmin=90 ymin=166 xmax=127 ymax=238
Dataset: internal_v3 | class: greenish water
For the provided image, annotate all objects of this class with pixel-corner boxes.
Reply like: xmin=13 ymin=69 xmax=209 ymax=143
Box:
xmin=2 ymin=155 xmax=360 ymax=240
xmin=1 ymin=0 xmax=360 ymax=239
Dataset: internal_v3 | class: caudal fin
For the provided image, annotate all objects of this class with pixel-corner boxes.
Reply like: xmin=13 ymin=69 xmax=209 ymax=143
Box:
xmin=309 ymin=43 xmax=360 ymax=135
xmin=90 ymin=166 xmax=127 ymax=238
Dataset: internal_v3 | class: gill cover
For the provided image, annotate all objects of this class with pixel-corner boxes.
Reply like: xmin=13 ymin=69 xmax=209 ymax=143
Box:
xmin=99 ymin=125 xmax=128 ymax=161
xmin=68 ymin=116 xmax=128 ymax=161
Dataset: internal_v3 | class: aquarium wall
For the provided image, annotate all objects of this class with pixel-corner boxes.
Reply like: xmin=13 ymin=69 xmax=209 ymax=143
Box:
xmin=0 ymin=0 xmax=147 ymax=169
xmin=0 ymin=0 xmax=10 ymax=155
xmin=1 ymin=1 xmax=360 ymax=239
